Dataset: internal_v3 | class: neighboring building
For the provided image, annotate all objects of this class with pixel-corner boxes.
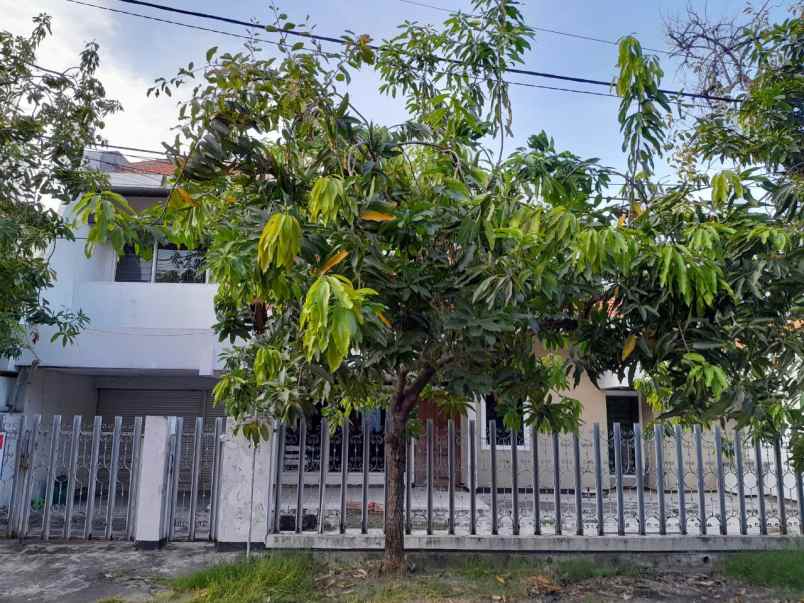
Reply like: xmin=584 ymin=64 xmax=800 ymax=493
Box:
xmin=2 ymin=150 xmax=649 ymax=487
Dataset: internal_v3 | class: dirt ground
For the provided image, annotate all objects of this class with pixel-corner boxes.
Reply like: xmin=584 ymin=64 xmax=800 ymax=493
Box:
xmin=0 ymin=541 xmax=798 ymax=603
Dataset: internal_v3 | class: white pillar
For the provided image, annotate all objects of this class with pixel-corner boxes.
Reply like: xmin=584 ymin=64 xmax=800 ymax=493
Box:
xmin=215 ymin=422 xmax=273 ymax=550
xmin=134 ymin=416 xmax=170 ymax=549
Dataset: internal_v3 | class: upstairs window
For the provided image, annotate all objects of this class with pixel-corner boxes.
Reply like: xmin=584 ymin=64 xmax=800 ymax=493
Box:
xmin=154 ymin=244 xmax=205 ymax=283
xmin=114 ymin=242 xmax=208 ymax=283
xmin=114 ymin=245 xmax=152 ymax=282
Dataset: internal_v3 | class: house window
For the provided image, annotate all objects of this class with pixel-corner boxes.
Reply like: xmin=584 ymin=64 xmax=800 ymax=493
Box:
xmin=482 ymin=394 xmax=526 ymax=448
xmin=605 ymin=393 xmax=640 ymax=475
xmin=114 ymin=245 xmax=152 ymax=282
xmin=154 ymin=243 xmax=206 ymax=283
xmin=114 ymin=242 xmax=208 ymax=283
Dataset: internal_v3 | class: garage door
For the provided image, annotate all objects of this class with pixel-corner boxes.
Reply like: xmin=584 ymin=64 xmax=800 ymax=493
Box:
xmin=97 ymin=389 xmax=206 ymax=430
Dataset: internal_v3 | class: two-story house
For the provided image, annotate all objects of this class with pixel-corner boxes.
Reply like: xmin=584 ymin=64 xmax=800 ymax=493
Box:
xmin=3 ymin=150 xmax=652 ymax=490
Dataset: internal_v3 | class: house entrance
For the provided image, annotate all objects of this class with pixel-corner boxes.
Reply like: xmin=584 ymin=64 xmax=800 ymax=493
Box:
xmin=605 ymin=393 xmax=640 ymax=474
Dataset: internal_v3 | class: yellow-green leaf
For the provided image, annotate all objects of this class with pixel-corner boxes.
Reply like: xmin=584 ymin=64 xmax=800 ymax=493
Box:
xmin=360 ymin=210 xmax=396 ymax=222
xmin=622 ymin=334 xmax=638 ymax=361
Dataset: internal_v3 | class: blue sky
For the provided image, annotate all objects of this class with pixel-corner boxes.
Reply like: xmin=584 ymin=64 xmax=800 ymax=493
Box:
xmin=4 ymin=0 xmax=773 ymax=181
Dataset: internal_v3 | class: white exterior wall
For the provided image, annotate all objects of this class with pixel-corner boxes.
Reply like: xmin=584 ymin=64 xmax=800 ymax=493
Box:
xmin=13 ymin=196 xmax=223 ymax=375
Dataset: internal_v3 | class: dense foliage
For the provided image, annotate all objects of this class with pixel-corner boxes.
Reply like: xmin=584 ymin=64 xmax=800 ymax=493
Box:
xmin=0 ymin=16 xmax=118 ymax=358
xmin=76 ymin=1 xmax=802 ymax=566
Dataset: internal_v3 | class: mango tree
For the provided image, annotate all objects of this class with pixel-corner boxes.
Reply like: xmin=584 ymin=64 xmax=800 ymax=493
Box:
xmin=77 ymin=0 xmax=802 ymax=570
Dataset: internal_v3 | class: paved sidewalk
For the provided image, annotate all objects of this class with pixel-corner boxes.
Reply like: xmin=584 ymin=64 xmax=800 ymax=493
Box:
xmin=0 ymin=541 xmax=238 ymax=603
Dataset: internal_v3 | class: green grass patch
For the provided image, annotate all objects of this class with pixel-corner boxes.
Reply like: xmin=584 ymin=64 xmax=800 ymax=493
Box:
xmin=721 ymin=549 xmax=804 ymax=591
xmin=169 ymin=553 xmax=317 ymax=603
xmin=553 ymin=558 xmax=640 ymax=583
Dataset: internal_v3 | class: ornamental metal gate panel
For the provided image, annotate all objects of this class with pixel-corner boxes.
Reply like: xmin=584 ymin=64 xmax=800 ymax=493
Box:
xmin=1 ymin=414 xmax=224 ymax=543
xmin=163 ymin=416 xmax=224 ymax=541
xmin=3 ymin=414 xmax=143 ymax=540
xmin=269 ymin=417 xmax=804 ymax=538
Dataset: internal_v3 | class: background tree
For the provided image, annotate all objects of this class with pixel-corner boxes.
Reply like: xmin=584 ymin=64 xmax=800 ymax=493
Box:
xmin=0 ymin=15 xmax=119 ymax=358
xmin=77 ymin=0 xmax=802 ymax=569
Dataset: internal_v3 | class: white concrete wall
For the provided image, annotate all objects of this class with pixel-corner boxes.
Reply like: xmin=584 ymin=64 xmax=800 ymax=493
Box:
xmin=21 ymin=369 xmax=97 ymax=417
xmin=134 ymin=415 xmax=170 ymax=545
xmin=216 ymin=423 xmax=273 ymax=545
xmin=15 ymin=196 xmax=223 ymax=374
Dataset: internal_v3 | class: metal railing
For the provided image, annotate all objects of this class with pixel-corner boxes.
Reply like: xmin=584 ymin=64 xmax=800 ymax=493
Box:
xmin=269 ymin=418 xmax=804 ymax=538
xmin=2 ymin=414 xmax=143 ymax=540
xmin=0 ymin=414 xmax=224 ymax=542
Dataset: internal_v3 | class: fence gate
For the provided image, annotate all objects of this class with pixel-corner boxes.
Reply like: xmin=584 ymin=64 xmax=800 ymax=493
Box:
xmin=1 ymin=414 xmax=224 ymax=543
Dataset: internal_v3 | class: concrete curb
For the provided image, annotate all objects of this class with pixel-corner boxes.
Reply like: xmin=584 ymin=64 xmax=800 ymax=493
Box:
xmin=265 ymin=533 xmax=804 ymax=552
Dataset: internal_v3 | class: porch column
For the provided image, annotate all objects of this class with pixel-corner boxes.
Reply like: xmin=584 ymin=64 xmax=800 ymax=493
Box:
xmin=216 ymin=422 xmax=273 ymax=550
xmin=134 ymin=416 xmax=171 ymax=549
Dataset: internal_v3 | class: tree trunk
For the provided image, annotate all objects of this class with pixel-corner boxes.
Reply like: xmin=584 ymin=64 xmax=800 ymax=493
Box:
xmin=383 ymin=404 xmax=406 ymax=573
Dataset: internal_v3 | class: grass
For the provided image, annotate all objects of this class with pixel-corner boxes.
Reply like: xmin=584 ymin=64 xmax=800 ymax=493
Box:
xmin=161 ymin=553 xmax=645 ymax=603
xmin=720 ymin=549 xmax=804 ymax=592
xmin=169 ymin=553 xmax=317 ymax=603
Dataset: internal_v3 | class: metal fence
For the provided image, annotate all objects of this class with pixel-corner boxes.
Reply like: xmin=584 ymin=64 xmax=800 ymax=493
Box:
xmin=2 ymin=415 xmax=143 ymax=540
xmin=164 ymin=416 xmax=224 ymax=541
xmin=270 ymin=418 xmax=804 ymax=538
xmin=0 ymin=414 xmax=223 ymax=542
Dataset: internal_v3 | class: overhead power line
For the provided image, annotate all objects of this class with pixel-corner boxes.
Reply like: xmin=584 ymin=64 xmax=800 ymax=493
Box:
xmin=397 ymin=0 xmax=674 ymax=56
xmin=98 ymin=0 xmax=735 ymax=103
xmin=64 ymin=0 xmax=709 ymax=109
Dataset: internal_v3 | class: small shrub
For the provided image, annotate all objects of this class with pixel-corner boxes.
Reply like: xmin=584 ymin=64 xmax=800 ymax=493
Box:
xmin=721 ymin=550 xmax=804 ymax=591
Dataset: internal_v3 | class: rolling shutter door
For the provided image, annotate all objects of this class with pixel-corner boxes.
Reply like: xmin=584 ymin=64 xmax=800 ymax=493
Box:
xmin=97 ymin=389 xmax=204 ymax=430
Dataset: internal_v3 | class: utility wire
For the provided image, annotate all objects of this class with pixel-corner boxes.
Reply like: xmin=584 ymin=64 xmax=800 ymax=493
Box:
xmin=94 ymin=0 xmax=735 ymax=103
xmin=397 ymin=0 xmax=674 ymax=56
xmin=62 ymin=0 xmax=713 ymax=109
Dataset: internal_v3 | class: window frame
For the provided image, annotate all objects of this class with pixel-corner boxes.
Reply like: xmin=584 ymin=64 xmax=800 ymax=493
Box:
xmin=114 ymin=240 xmax=211 ymax=284
xmin=479 ymin=394 xmax=531 ymax=451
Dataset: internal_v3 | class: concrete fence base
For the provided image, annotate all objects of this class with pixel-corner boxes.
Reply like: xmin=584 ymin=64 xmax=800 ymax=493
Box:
xmin=265 ymin=532 xmax=804 ymax=553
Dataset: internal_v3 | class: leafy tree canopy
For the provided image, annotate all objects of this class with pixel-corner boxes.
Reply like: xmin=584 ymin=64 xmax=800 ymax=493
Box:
xmin=0 ymin=15 xmax=119 ymax=358
xmin=76 ymin=0 xmax=801 ymax=567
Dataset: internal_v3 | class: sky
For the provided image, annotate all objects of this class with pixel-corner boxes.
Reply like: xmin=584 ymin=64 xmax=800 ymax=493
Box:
xmin=2 ymin=0 xmax=771 ymax=182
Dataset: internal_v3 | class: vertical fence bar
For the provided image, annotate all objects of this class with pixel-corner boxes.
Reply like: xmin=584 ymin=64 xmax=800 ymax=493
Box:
xmin=511 ymin=424 xmax=519 ymax=536
xmin=338 ymin=421 xmax=349 ymax=534
xmin=714 ymin=426 xmax=727 ymax=535
xmin=613 ymin=423 xmax=625 ymax=536
xmin=295 ymin=418 xmax=307 ymax=534
xmin=531 ymin=426 xmax=540 ymax=536
xmin=272 ymin=422 xmax=285 ymax=533
xmin=209 ymin=417 xmax=224 ymax=540
xmin=796 ymin=468 xmax=804 ymax=536
xmin=19 ymin=415 xmax=42 ymax=539
xmin=573 ymin=431 xmax=582 ymax=536
xmin=405 ymin=434 xmax=413 ymax=535
xmin=654 ymin=424 xmax=666 ymax=535
xmin=693 ymin=425 xmax=706 ymax=535
xmin=126 ymin=417 xmax=143 ymax=540
xmin=593 ymin=424 xmax=603 ymax=536
xmin=360 ymin=415 xmax=369 ymax=535
xmin=773 ymin=438 xmax=787 ymax=535
xmin=734 ymin=429 xmax=747 ymax=535
xmin=83 ymin=416 xmax=102 ymax=539
xmin=42 ymin=415 xmax=62 ymax=540
xmin=552 ymin=431 xmax=561 ymax=536
xmin=754 ymin=436 xmax=767 ymax=536
xmin=489 ymin=421 xmax=498 ymax=536
xmin=64 ymin=415 xmax=81 ymax=539
xmin=426 ymin=419 xmax=434 ymax=535
xmin=469 ymin=421 xmax=477 ymax=535
xmin=187 ymin=417 xmax=203 ymax=541
xmin=674 ymin=425 xmax=687 ymax=535
xmin=105 ymin=417 xmax=123 ymax=539
xmin=7 ymin=416 xmax=28 ymax=538
xmin=448 ymin=419 xmax=456 ymax=535
xmin=317 ymin=419 xmax=329 ymax=534
xmin=168 ymin=417 xmax=183 ymax=541
xmin=634 ymin=423 xmax=645 ymax=535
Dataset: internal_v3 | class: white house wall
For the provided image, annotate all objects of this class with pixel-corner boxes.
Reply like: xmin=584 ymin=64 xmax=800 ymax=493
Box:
xmin=15 ymin=196 xmax=224 ymax=375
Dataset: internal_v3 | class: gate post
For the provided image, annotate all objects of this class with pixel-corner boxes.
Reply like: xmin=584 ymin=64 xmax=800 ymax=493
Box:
xmin=134 ymin=416 xmax=171 ymax=549
xmin=216 ymin=421 xmax=273 ymax=550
